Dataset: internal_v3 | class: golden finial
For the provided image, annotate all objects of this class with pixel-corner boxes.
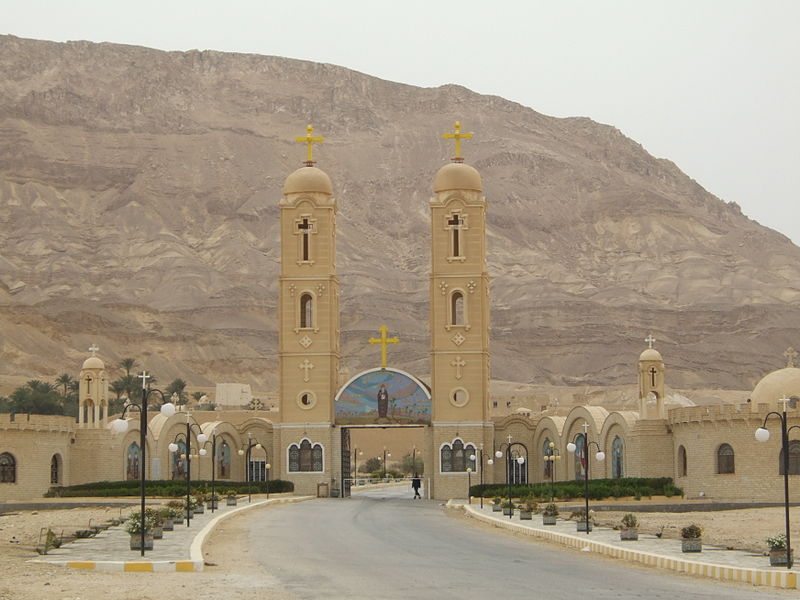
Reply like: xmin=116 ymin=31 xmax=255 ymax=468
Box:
xmin=295 ymin=124 xmax=325 ymax=166
xmin=442 ymin=121 xmax=473 ymax=163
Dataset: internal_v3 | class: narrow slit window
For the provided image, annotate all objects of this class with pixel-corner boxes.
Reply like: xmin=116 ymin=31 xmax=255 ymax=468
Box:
xmin=451 ymin=292 xmax=464 ymax=326
xmin=300 ymin=293 xmax=313 ymax=328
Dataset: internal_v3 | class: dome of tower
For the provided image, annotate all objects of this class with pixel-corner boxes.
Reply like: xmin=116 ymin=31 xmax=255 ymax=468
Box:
xmin=433 ymin=162 xmax=482 ymax=193
xmin=82 ymin=356 xmax=105 ymax=370
xmin=639 ymin=348 xmax=663 ymax=362
xmin=283 ymin=166 xmax=333 ymax=195
xmin=751 ymin=367 xmax=800 ymax=405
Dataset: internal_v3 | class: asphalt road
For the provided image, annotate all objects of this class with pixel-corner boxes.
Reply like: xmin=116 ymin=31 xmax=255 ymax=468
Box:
xmin=246 ymin=486 xmax=788 ymax=600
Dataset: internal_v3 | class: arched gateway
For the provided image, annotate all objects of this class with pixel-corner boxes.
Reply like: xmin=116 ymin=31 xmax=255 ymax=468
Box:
xmin=276 ymin=124 xmax=495 ymax=500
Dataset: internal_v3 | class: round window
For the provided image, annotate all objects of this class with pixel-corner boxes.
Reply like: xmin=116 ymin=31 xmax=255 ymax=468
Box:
xmin=450 ymin=388 xmax=469 ymax=408
xmin=297 ymin=391 xmax=316 ymax=410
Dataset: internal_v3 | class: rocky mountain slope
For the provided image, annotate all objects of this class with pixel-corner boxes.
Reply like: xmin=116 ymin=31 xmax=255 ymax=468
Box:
xmin=1 ymin=35 xmax=798 ymax=394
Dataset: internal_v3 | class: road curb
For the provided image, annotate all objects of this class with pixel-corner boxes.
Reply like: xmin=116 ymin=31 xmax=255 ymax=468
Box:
xmin=457 ymin=503 xmax=799 ymax=590
xmin=33 ymin=495 xmax=313 ymax=573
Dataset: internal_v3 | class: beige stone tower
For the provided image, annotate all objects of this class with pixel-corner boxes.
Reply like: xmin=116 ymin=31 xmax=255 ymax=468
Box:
xmin=78 ymin=345 xmax=108 ymax=428
xmin=276 ymin=127 xmax=340 ymax=495
xmin=638 ymin=335 xmax=666 ymax=419
xmin=430 ymin=123 xmax=494 ymax=499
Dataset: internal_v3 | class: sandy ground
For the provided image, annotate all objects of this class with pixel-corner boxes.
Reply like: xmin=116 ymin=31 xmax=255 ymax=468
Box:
xmin=0 ymin=499 xmax=795 ymax=599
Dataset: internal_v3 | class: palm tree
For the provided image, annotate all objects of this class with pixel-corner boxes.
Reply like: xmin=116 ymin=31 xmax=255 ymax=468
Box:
xmin=54 ymin=373 xmax=75 ymax=399
xmin=119 ymin=358 xmax=137 ymax=377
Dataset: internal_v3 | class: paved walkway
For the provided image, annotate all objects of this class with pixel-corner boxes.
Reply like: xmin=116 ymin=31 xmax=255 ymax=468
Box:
xmin=35 ymin=495 xmax=310 ymax=572
xmin=455 ymin=501 xmax=799 ymax=590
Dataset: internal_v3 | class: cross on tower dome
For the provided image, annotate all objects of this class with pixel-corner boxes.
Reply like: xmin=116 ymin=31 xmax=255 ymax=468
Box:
xmin=645 ymin=334 xmax=656 ymax=349
xmin=88 ymin=343 xmax=99 ymax=356
xmin=784 ymin=347 xmax=798 ymax=368
xmin=295 ymin=124 xmax=324 ymax=167
xmin=442 ymin=121 xmax=473 ymax=163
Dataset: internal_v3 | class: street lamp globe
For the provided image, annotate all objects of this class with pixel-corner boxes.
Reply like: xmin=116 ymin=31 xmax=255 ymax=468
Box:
xmin=467 ymin=467 xmax=472 ymax=473
xmin=266 ymin=463 xmax=271 ymax=470
xmin=255 ymin=443 xmax=262 ymax=450
xmin=168 ymin=442 xmax=179 ymax=453
xmin=516 ymin=456 xmax=525 ymax=465
xmin=487 ymin=458 xmax=494 ymax=465
xmin=469 ymin=454 xmax=476 ymax=461
xmin=495 ymin=450 xmax=503 ymax=459
xmin=199 ymin=448 xmax=207 ymax=456
xmin=237 ymin=448 xmax=245 ymax=456
xmin=755 ymin=427 xmax=771 ymax=442
xmin=596 ymin=451 xmax=606 ymax=462
xmin=110 ymin=418 xmax=129 ymax=433
xmin=197 ymin=433 xmax=208 ymax=445
xmin=180 ymin=453 xmax=187 ymax=460
xmin=566 ymin=442 xmax=577 ymax=453
xmin=160 ymin=401 xmax=177 ymax=418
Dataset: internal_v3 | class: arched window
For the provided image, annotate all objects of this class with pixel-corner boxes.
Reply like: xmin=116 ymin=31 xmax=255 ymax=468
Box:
xmin=678 ymin=445 xmax=687 ymax=477
xmin=779 ymin=440 xmax=800 ymax=475
xmin=447 ymin=213 xmax=465 ymax=258
xmin=573 ymin=434 xmax=587 ymax=480
xmin=300 ymin=293 xmax=314 ymax=329
xmin=288 ymin=439 xmax=323 ymax=472
xmin=611 ymin=437 xmax=624 ymax=479
xmin=451 ymin=292 xmax=464 ymax=326
xmin=50 ymin=454 xmax=61 ymax=485
xmin=218 ymin=441 xmax=232 ymax=479
xmin=542 ymin=438 xmax=553 ymax=479
xmin=0 ymin=453 xmax=16 ymax=483
xmin=440 ymin=440 xmax=477 ymax=472
xmin=717 ymin=443 xmax=735 ymax=474
xmin=171 ymin=441 xmax=187 ymax=479
xmin=506 ymin=443 xmax=528 ymax=484
xmin=126 ymin=442 xmax=141 ymax=480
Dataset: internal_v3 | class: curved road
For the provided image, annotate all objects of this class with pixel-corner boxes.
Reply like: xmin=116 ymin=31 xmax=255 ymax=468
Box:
xmin=243 ymin=486 xmax=786 ymax=599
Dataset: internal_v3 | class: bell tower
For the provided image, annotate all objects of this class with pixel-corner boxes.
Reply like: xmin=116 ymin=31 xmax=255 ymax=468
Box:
xmin=277 ymin=126 xmax=340 ymax=495
xmin=429 ymin=122 xmax=493 ymax=499
xmin=78 ymin=344 xmax=108 ymax=428
xmin=638 ymin=334 xmax=666 ymax=419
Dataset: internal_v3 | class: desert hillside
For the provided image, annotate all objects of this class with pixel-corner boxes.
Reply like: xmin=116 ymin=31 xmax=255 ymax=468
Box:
xmin=1 ymin=35 xmax=799 ymax=395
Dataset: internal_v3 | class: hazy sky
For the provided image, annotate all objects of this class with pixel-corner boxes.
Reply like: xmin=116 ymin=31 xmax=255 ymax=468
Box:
xmin=3 ymin=0 xmax=799 ymax=244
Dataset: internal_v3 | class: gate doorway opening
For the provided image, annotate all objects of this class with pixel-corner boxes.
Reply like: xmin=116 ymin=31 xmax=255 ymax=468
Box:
xmin=340 ymin=425 xmax=426 ymax=498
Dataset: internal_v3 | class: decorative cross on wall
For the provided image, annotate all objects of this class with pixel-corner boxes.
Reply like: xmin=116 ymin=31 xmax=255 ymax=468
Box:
xmin=299 ymin=359 xmax=314 ymax=383
xmin=368 ymin=325 xmax=399 ymax=369
xmin=451 ymin=356 xmax=466 ymax=380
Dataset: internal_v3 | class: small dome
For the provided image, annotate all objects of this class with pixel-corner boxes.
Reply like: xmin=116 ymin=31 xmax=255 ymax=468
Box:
xmin=639 ymin=348 xmax=663 ymax=362
xmin=433 ymin=162 xmax=482 ymax=193
xmin=82 ymin=356 xmax=105 ymax=370
xmin=283 ymin=166 xmax=333 ymax=195
xmin=751 ymin=367 xmax=800 ymax=405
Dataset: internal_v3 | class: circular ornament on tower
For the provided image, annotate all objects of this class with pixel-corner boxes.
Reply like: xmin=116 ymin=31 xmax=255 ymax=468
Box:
xmin=450 ymin=387 xmax=470 ymax=408
xmin=297 ymin=390 xmax=317 ymax=410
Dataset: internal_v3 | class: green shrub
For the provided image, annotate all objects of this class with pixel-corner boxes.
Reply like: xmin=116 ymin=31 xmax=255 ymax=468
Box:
xmin=45 ymin=479 xmax=294 ymax=498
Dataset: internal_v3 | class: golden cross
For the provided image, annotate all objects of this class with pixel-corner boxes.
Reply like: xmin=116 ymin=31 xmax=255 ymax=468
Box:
xmin=368 ymin=325 xmax=399 ymax=369
xmin=442 ymin=121 xmax=473 ymax=162
xmin=295 ymin=124 xmax=324 ymax=166
xmin=785 ymin=347 xmax=797 ymax=368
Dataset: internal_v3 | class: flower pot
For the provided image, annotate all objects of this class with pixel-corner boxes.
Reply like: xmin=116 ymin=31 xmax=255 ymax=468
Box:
xmin=542 ymin=515 xmax=557 ymax=525
xmin=162 ymin=520 xmax=174 ymax=532
xmin=207 ymin=500 xmax=218 ymax=510
xmin=769 ymin=548 xmax=792 ymax=566
xmin=492 ymin=504 xmax=502 ymax=512
xmin=173 ymin=517 xmax=184 ymax=526
xmin=620 ymin=528 xmax=639 ymax=541
xmin=227 ymin=496 xmax=237 ymax=506
xmin=519 ymin=511 xmax=532 ymax=520
xmin=502 ymin=507 xmax=513 ymax=516
xmin=577 ymin=521 xmax=593 ymax=532
xmin=194 ymin=504 xmax=205 ymax=514
xmin=681 ymin=538 xmax=702 ymax=553
xmin=129 ymin=533 xmax=154 ymax=551
xmin=151 ymin=525 xmax=163 ymax=540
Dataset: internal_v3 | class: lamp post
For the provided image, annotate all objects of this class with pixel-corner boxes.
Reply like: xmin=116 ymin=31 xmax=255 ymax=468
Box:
xmin=353 ymin=447 xmax=363 ymax=486
xmin=237 ymin=434 xmax=263 ymax=503
xmin=495 ymin=436 xmax=525 ymax=519
xmin=466 ymin=467 xmax=473 ymax=502
xmin=755 ymin=396 xmax=798 ymax=569
xmin=543 ymin=441 xmax=561 ymax=502
xmin=110 ymin=371 xmax=177 ymax=557
xmin=470 ymin=445 xmax=490 ymax=508
xmin=167 ymin=412 xmax=208 ymax=526
xmin=198 ymin=428 xmax=220 ymax=512
xmin=567 ymin=422 xmax=606 ymax=535
xmin=411 ymin=445 xmax=417 ymax=478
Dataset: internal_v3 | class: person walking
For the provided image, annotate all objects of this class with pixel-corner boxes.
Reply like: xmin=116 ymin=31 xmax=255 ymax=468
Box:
xmin=412 ymin=473 xmax=422 ymax=499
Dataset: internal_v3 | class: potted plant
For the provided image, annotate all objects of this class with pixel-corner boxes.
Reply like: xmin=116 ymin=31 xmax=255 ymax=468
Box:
xmin=167 ymin=501 xmax=185 ymax=525
xmin=125 ymin=511 xmax=156 ymax=551
xmin=502 ymin=500 xmax=515 ymax=516
xmin=571 ymin=508 xmax=593 ymax=532
xmin=185 ymin=495 xmax=199 ymax=516
xmin=207 ymin=494 xmax=220 ymax=510
xmin=542 ymin=503 xmax=559 ymax=525
xmin=767 ymin=533 xmax=792 ymax=566
xmin=491 ymin=497 xmax=502 ymax=513
xmin=519 ymin=498 xmax=537 ymax=521
xmin=193 ymin=494 xmax=205 ymax=515
xmin=680 ymin=524 xmax=702 ymax=552
xmin=158 ymin=508 xmax=174 ymax=532
xmin=620 ymin=513 xmax=639 ymax=541
xmin=145 ymin=508 xmax=164 ymax=539
xmin=226 ymin=489 xmax=238 ymax=506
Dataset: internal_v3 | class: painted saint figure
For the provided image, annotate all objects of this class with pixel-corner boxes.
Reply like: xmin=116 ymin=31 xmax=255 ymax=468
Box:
xmin=377 ymin=383 xmax=389 ymax=418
